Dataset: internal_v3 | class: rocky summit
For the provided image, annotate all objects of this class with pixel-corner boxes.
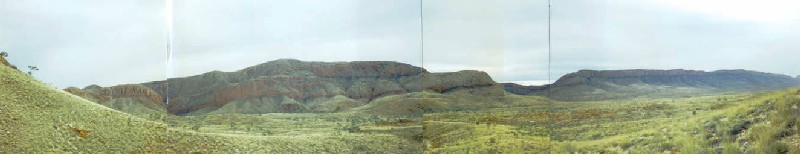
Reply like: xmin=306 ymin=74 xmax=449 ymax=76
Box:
xmin=507 ymin=69 xmax=800 ymax=101
xmin=67 ymin=59 xmax=503 ymax=115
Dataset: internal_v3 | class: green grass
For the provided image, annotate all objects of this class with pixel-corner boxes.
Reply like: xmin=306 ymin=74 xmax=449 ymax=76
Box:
xmin=423 ymin=86 xmax=800 ymax=153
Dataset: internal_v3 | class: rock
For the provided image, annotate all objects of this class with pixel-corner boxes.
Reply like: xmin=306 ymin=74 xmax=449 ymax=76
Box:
xmin=730 ymin=120 xmax=751 ymax=136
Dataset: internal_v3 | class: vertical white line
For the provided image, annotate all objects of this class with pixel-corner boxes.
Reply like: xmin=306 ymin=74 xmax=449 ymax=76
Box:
xmin=165 ymin=0 xmax=173 ymax=105
xmin=420 ymin=0 xmax=424 ymax=115
xmin=548 ymin=0 xmax=552 ymax=85
xmin=547 ymin=0 xmax=553 ymax=152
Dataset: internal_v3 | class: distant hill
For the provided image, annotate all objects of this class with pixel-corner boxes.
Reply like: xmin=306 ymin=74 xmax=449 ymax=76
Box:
xmin=68 ymin=59 xmax=505 ymax=115
xmin=501 ymin=83 xmax=547 ymax=95
xmin=505 ymin=69 xmax=800 ymax=101
xmin=64 ymin=84 xmax=167 ymax=118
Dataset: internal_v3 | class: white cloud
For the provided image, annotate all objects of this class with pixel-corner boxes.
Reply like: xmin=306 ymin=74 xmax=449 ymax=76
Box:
xmin=653 ymin=0 xmax=800 ymax=24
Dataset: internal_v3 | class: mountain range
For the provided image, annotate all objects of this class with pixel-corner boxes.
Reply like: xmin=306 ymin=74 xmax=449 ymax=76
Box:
xmin=65 ymin=59 xmax=505 ymax=116
xmin=64 ymin=60 xmax=800 ymax=115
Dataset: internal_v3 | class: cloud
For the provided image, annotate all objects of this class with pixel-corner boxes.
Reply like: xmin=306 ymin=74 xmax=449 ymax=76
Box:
xmin=0 ymin=0 xmax=167 ymax=88
xmin=422 ymin=0 xmax=550 ymax=83
xmin=2 ymin=0 xmax=798 ymax=88
xmin=170 ymin=0 xmax=423 ymax=77
xmin=549 ymin=0 xmax=800 ymax=81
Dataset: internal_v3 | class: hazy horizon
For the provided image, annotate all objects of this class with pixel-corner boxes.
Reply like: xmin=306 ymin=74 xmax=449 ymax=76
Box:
xmin=2 ymin=0 xmax=799 ymax=88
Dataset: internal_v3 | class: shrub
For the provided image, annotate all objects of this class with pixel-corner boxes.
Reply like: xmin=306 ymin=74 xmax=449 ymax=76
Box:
xmin=27 ymin=66 xmax=39 ymax=75
xmin=346 ymin=125 xmax=360 ymax=133
xmin=560 ymin=143 xmax=576 ymax=153
xmin=191 ymin=124 xmax=202 ymax=131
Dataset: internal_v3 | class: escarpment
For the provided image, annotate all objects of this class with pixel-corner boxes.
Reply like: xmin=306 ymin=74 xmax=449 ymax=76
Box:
xmin=505 ymin=69 xmax=800 ymax=101
xmin=67 ymin=59 xmax=503 ymax=115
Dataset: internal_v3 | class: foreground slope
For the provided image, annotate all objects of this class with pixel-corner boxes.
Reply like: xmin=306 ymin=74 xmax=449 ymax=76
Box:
xmin=423 ymin=88 xmax=800 ymax=153
xmin=0 ymin=64 xmax=419 ymax=153
xmin=505 ymin=69 xmax=799 ymax=101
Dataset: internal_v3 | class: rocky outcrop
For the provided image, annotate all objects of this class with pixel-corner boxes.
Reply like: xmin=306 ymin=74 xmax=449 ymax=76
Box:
xmin=68 ymin=59 xmax=503 ymax=115
xmin=516 ymin=69 xmax=800 ymax=101
xmin=64 ymin=84 xmax=166 ymax=115
xmin=108 ymin=84 xmax=164 ymax=104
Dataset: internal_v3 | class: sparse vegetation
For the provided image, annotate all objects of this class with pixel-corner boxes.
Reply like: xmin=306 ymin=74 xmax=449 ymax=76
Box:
xmin=423 ymin=88 xmax=800 ymax=153
xmin=0 ymin=64 xmax=421 ymax=153
xmin=26 ymin=66 xmax=38 ymax=76
xmin=2 ymin=56 xmax=799 ymax=153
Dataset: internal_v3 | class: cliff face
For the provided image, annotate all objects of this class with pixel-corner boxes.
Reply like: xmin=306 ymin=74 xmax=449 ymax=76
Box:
xmin=163 ymin=59 xmax=501 ymax=114
xmin=523 ymin=69 xmax=800 ymax=101
xmin=68 ymin=59 xmax=502 ymax=115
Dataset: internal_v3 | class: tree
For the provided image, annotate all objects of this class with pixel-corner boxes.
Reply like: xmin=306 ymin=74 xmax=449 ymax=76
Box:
xmin=27 ymin=66 xmax=39 ymax=75
xmin=1 ymin=51 xmax=7 ymax=57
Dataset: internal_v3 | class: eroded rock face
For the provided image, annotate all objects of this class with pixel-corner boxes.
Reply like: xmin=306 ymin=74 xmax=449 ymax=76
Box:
xmin=163 ymin=60 xmax=501 ymax=114
xmin=68 ymin=59 xmax=502 ymax=115
xmin=64 ymin=84 xmax=167 ymax=115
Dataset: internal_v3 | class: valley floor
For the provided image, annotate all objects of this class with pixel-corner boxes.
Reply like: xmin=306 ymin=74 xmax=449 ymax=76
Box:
xmin=423 ymin=89 xmax=800 ymax=153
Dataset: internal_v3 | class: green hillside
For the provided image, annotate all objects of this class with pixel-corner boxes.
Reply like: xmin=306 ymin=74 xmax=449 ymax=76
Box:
xmin=0 ymin=64 xmax=420 ymax=153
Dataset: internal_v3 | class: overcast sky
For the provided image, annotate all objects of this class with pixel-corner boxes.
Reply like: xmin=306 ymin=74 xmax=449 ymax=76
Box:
xmin=1 ymin=0 xmax=799 ymax=89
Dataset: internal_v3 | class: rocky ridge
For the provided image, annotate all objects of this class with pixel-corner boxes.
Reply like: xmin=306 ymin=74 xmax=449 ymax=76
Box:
xmin=501 ymin=83 xmax=547 ymax=95
xmin=68 ymin=59 xmax=503 ymax=115
xmin=505 ymin=69 xmax=800 ymax=101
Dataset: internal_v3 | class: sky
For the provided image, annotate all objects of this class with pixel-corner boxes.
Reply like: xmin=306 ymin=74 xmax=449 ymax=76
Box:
xmin=1 ymin=0 xmax=799 ymax=89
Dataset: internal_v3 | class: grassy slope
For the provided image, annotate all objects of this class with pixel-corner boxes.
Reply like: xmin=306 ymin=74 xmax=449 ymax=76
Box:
xmin=548 ymin=89 xmax=800 ymax=154
xmin=422 ymin=95 xmax=553 ymax=154
xmin=0 ymin=65 xmax=419 ymax=153
xmin=423 ymin=87 xmax=800 ymax=153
